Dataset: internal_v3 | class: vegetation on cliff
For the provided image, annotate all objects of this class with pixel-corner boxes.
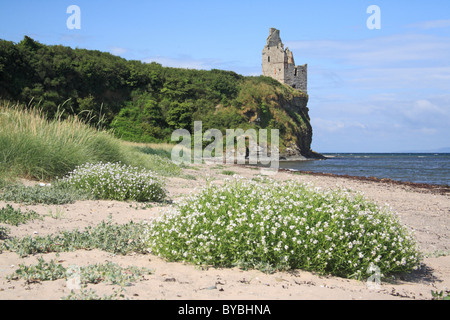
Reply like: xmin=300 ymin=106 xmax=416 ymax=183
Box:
xmin=0 ymin=36 xmax=314 ymax=155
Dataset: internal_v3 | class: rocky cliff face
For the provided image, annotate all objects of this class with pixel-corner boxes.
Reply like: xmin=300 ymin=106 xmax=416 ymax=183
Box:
xmin=277 ymin=95 xmax=324 ymax=159
xmin=235 ymin=77 xmax=322 ymax=160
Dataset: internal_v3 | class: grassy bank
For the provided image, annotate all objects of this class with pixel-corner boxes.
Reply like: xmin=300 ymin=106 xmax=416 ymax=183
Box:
xmin=0 ymin=101 xmax=180 ymax=182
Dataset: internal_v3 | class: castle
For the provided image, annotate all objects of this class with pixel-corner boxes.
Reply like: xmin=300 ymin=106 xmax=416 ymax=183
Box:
xmin=262 ymin=28 xmax=307 ymax=93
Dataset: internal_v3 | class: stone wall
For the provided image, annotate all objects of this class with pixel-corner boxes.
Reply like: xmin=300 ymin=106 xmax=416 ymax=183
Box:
xmin=262 ymin=28 xmax=307 ymax=93
xmin=284 ymin=63 xmax=307 ymax=93
xmin=262 ymin=29 xmax=286 ymax=83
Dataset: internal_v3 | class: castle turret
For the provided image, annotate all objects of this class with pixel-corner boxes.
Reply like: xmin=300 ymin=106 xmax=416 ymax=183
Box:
xmin=262 ymin=28 xmax=307 ymax=93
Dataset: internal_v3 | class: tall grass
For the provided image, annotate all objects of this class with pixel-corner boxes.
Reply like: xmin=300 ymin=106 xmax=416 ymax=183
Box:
xmin=0 ymin=101 xmax=180 ymax=181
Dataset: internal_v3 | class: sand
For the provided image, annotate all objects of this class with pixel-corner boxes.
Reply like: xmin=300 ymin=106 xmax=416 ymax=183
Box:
xmin=0 ymin=163 xmax=449 ymax=300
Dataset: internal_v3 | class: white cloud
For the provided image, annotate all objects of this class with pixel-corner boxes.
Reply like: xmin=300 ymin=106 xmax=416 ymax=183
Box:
xmin=407 ymin=19 xmax=450 ymax=30
xmin=419 ymin=127 xmax=437 ymax=135
xmin=345 ymin=66 xmax=450 ymax=91
xmin=287 ymin=34 xmax=450 ymax=67
xmin=401 ymin=99 xmax=448 ymax=124
xmin=109 ymin=46 xmax=128 ymax=56
xmin=311 ymin=118 xmax=345 ymax=133
xmin=311 ymin=118 xmax=367 ymax=133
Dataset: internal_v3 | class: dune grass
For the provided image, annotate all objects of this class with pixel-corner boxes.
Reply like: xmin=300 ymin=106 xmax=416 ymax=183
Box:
xmin=0 ymin=101 xmax=180 ymax=182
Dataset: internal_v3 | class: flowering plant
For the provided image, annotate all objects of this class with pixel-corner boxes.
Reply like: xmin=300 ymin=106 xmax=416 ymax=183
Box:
xmin=145 ymin=177 xmax=421 ymax=279
xmin=59 ymin=162 xmax=166 ymax=202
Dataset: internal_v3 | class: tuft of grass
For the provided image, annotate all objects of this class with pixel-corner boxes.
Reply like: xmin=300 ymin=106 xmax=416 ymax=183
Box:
xmin=220 ymin=170 xmax=236 ymax=176
xmin=45 ymin=207 xmax=66 ymax=219
xmin=144 ymin=178 xmax=422 ymax=279
xmin=0 ymin=204 xmax=42 ymax=226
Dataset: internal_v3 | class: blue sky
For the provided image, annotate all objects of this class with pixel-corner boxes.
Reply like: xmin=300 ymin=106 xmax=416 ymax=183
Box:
xmin=1 ymin=0 xmax=449 ymax=152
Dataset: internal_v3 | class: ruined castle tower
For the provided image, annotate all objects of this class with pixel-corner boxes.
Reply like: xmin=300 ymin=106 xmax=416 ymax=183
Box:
xmin=262 ymin=28 xmax=307 ymax=93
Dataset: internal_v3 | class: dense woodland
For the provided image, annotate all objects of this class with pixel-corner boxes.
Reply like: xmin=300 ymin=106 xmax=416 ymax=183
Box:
xmin=0 ymin=36 xmax=310 ymax=151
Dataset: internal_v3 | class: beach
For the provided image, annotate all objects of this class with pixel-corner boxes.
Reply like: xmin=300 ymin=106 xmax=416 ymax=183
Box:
xmin=0 ymin=163 xmax=449 ymax=300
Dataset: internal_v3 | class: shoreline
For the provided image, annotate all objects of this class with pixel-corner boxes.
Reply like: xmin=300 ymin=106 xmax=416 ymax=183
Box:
xmin=260 ymin=153 xmax=450 ymax=193
xmin=1 ymin=162 xmax=449 ymax=300
xmin=276 ymin=168 xmax=450 ymax=194
xmin=236 ymin=162 xmax=450 ymax=194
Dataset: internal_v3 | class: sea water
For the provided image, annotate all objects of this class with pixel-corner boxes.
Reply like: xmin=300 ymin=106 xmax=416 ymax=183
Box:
xmin=278 ymin=153 xmax=450 ymax=186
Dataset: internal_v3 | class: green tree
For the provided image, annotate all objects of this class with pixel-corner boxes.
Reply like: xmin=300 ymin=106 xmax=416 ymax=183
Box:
xmin=166 ymin=101 xmax=193 ymax=130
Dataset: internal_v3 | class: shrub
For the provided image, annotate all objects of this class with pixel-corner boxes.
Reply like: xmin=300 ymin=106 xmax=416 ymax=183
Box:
xmin=58 ymin=162 xmax=166 ymax=202
xmin=144 ymin=178 xmax=421 ymax=279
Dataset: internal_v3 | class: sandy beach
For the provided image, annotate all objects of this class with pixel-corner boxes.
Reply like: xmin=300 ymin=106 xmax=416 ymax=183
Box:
xmin=0 ymin=163 xmax=449 ymax=300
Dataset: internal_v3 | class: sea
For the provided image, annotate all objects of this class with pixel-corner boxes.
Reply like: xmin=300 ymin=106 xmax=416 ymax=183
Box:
xmin=278 ymin=153 xmax=450 ymax=186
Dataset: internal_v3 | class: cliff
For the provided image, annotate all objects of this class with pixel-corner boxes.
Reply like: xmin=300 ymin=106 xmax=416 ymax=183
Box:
xmin=233 ymin=76 xmax=323 ymax=159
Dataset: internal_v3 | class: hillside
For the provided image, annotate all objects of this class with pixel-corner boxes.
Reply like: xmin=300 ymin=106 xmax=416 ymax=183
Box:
xmin=0 ymin=36 xmax=322 ymax=158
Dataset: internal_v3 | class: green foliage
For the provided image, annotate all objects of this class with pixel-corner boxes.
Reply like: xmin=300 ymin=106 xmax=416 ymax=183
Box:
xmin=0 ymin=101 xmax=180 ymax=180
xmin=431 ymin=290 xmax=450 ymax=300
xmin=110 ymin=93 xmax=168 ymax=142
xmin=0 ymin=183 xmax=91 ymax=205
xmin=62 ymin=288 xmax=127 ymax=300
xmin=0 ymin=204 xmax=41 ymax=226
xmin=135 ymin=146 xmax=172 ymax=159
xmin=7 ymin=257 xmax=67 ymax=283
xmin=166 ymin=101 xmax=193 ymax=130
xmin=58 ymin=162 xmax=167 ymax=202
xmin=120 ymin=144 xmax=181 ymax=177
xmin=220 ymin=170 xmax=236 ymax=176
xmin=8 ymin=257 xmax=151 ymax=286
xmin=0 ymin=103 xmax=126 ymax=180
xmin=0 ymin=225 xmax=9 ymax=240
xmin=3 ymin=220 xmax=148 ymax=257
xmin=78 ymin=262 xmax=152 ymax=286
xmin=145 ymin=178 xmax=421 ymax=279
xmin=0 ymin=37 xmax=313 ymax=156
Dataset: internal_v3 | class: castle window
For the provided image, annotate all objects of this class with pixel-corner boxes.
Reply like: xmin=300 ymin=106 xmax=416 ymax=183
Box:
xmin=294 ymin=68 xmax=298 ymax=76
xmin=268 ymin=56 xmax=270 ymax=62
